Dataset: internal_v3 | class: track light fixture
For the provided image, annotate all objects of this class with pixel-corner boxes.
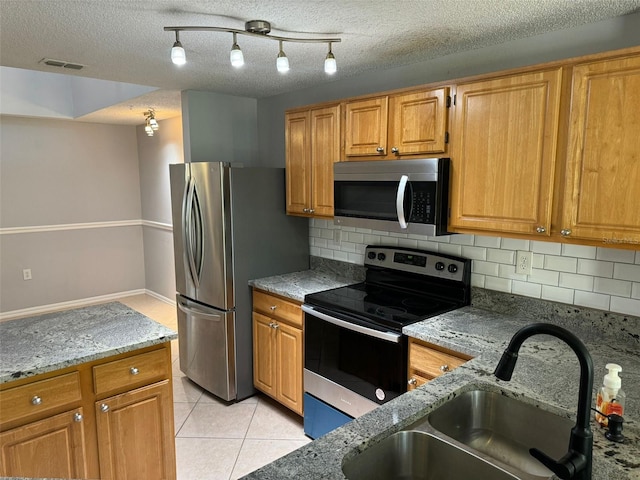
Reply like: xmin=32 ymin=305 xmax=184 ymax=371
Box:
xmin=144 ymin=109 xmax=159 ymax=137
xmin=164 ymin=20 xmax=340 ymax=74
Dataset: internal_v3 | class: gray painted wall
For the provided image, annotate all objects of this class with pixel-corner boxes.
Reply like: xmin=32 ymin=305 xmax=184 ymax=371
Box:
xmin=182 ymin=90 xmax=258 ymax=165
xmin=257 ymin=11 xmax=640 ymax=167
xmin=0 ymin=116 xmax=145 ymax=313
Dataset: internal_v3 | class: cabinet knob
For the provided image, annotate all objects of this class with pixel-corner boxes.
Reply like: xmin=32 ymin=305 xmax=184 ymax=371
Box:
xmin=269 ymin=321 xmax=279 ymax=329
xmin=536 ymin=226 xmax=546 ymax=233
xmin=561 ymin=229 xmax=572 ymax=236
xmin=100 ymin=403 xmax=110 ymax=413
xmin=391 ymin=147 xmax=399 ymax=154
xmin=130 ymin=367 xmax=139 ymax=375
xmin=270 ymin=305 xmax=277 ymax=311
xmin=74 ymin=412 xmax=83 ymax=422
xmin=31 ymin=395 xmax=42 ymax=406
xmin=302 ymin=208 xmax=309 ymax=213
xmin=376 ymin=146 xmax=384 ymax=153
xmin=309 ymin=208 xmax=315 ymax=214
xmin=440 ymin=364 xmax=450 ymax=372
xmin=407 ymin=378 xmax=417 ymax=386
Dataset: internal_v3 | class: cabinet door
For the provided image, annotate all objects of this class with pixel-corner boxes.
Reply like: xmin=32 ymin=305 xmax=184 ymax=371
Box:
xmin=310 ymin=105 xmax=341 ymax=217
xmin=95 ymin=380 xmax=175 ymax=480
xmin=252 ymin=312 xmax=276 ymax=397
xmin=388 ymin=88 xmax=449 ymax=156
xmin=560 ymin=54 xmax=640 ymax=244
xmin=276 ymin=322 xmax=303 ymax=415
xmin=0 ymin=409 xmax=87 ymax=479
xmin=344 ymin=97 xmax=389 ymax=157
xmin=449 ymin=69 xmax=562 ymax=235
xmin=285 ymin=110 xmax=311 ymax=215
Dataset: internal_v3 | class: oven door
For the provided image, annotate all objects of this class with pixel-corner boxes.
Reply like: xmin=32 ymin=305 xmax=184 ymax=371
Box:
xmin=302 ymin=304 xmax=408 ymax=418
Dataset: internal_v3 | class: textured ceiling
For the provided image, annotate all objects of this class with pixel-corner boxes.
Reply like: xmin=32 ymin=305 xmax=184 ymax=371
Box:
xmin=2 ymin=0 xmax=640 ymax=125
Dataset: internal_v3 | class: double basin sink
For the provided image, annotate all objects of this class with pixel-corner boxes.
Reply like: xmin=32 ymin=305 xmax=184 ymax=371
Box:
xmin=342 ymin=387 xmax=573 ymax=480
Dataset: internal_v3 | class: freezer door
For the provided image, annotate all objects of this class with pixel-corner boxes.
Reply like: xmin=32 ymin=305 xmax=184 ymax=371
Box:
xmin=177 ymin=295 xmax=236 ymax=400
xmin=170 ymin=162 xmax=233 ymax=309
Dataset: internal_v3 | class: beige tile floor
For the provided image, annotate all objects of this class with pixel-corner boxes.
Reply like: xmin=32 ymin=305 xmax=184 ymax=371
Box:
xmin=118 ymin=294 xmax=311 ymax=480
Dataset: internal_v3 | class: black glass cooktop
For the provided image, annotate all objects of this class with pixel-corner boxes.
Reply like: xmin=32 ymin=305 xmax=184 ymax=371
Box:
xmin=305 ymin=282 xmax=459 ymax=332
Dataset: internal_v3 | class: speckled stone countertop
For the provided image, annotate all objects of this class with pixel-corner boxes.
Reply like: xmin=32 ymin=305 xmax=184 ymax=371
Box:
xmin=242 ymin=271 xmax=640 ymax=480
xmin=0 ymin=302 xmax=177 ymax=384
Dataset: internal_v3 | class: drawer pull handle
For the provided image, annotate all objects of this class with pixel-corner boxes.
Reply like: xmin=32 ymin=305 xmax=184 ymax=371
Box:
xmin=31 ymin=395 xmax=42 ymax=406
xmin=100 ymin=404 xmax=110 ymax=413
xmin=269 ymin=321 xmax=279 ymax=330
xmin=130 ymin=367 xmax=139 ymax=375
xmin=270 ymin=305 xmax=277 ymax=311
xmin=440 ymin=364 xmax=450 ymax=372
xmin=376 ymin=146 xmax=384 ymax=153
xmin=74 ymin=412 xmax=83 ymax=422
xmin=407 ymin=378 xmax=417 ymax=386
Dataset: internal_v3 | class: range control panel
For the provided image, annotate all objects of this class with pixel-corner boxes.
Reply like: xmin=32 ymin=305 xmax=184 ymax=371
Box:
xmin=364 ymin=245 xmax=468 ymax=282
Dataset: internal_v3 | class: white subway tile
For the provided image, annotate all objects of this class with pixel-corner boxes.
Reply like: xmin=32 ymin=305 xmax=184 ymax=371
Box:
xmin=636 ymin=251 xmax=640 ymax=264
xmin=559 ymin=273 xmax=594 ymax=291
xmin=528 ymin=268 xmax=559 ymax=286
xmin=632 ymin=283 xmax=640 ymax=300
xmin=501 ymin=238 xmax=530 ymax=250
xmin=541 ymin=285 xmax=575 ymax=304
xmin=499 ymin=264 xmax=528 ymax=281
xmin=417 ymin=240 xmax=440 ymax=252
xmin=450 ymin=234 xmax=475 ymax=245
xmin=347 ymin=252 xmax=364 ymax=265
xmin=610 ymin=296 xmax=640 ymax=317
xmin=383 ymin=237 xmax=399 ymax=246
xmin=389 ymin=232 xmax=408 ymax=238
xmin=398 ymin=238 xmax=418 ymax=249
xmin=340 ymin=241 xmax=357 ymax=253
xmin=594 ymin=277 xmax=632 ymax=297
xmin=354 ymin=243 xmax=366 ymax=254
xmin=438 ymin=244 xmax=462 ymax=256
xmin=474 ymin=236 xmax=502 ymax=248
xmin=364 ymin=234 xmax=382 ymax=245
xmin=543 ymin=255 xmax=577 ymax=273
xmin=313 ymin=237 xmax=328 ymax=248
xmin=430 ymin=235 xmax=451 ymax=243
xmin=408 ymin=234 xmax=425 ymax=241
xmin=596 ymin=247 xmax=636 ymax=264
xmin=613 ymin=263 xmax=640 ymax=282
xmin=309 ymin=227 xmax=321 ymax=238
xmin=487 ymin=248 xmax=515 ymax=264
xmin=333 ymin=250 xmax=350 ymax=262
xmin=314 ymin=219 xmax=329 ymax=229
xmin=485 ymin=276 xmax=512 ymax=293
xmin=347 ymin=232 xmax=364 ymax=244
xmin=512 ymin=280 xmax=542 ymax=298
xmin=320 ymin=229 xmax=334 ymax=240
xmin=340 ymin=226 xmax=356 ymax=232
xmin=473 ymin=261 xmax=500 ymax=276
xmin=561 ymin=244 xmax=597 ymax=259
xmin=577 ymin=259 xmax=614 ymax=278
xmin=532 ymin=253 xmax=545 ymax=269
xmin=574 ymin=291 xmax=610 ymax=310
xmin=532 ymin=241 xmax=562 ymax=255
xmin=372 ymin=229 xmax=390 ymax=236
xmin=310 ymin=246 xmax=321 ymax=257
xmin=461 ymin=246 xmax=487 ymax=261
xmin=318 ymin=247 xmax=334 ymax=259
xmin=355 ymin=227 xmax=373 ymax=234
xmin=471 ymin=274 xmax=486 ymax=288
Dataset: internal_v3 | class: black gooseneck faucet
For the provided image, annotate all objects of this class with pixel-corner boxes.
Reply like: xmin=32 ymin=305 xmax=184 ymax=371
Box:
xmin=494 ymin=323 xmax=593 ymax=480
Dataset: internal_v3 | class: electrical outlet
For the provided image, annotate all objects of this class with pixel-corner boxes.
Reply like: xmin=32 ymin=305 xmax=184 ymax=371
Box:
xmin=23 ymin=268 xmax=32 ymax=280
xmin=516 ymin=251 xmax=532 ymax=275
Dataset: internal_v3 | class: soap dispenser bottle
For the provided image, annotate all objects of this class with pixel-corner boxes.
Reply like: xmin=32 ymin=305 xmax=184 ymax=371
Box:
xmin=595 ymin=363 xmax=625 ymax=427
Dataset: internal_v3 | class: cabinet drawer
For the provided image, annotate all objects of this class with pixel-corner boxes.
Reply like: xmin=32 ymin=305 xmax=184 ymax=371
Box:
xmin=253 ymin=290 xmax=302 ymax=327
xmin=409 ymin=341 xmax=469 ymax=379
xmin=93 ymin=349 xmax=169 ymax=395
xmin=0 ymin=372 xmax=81 ymax=425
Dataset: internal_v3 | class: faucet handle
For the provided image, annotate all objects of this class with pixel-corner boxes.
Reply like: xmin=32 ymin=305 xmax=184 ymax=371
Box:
xmin=530 ymin=448 xmax=580 ymax=480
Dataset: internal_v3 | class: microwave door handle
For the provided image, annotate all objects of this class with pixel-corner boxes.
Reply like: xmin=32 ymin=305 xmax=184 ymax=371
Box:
xmin=396 ymin=175 xmax=409 ymax=229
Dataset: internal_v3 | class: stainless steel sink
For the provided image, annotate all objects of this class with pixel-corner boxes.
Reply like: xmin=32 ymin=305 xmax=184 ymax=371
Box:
xmin=342 ymin=430 xmax=519 ymax=480
xmin=427 ymin=389 xmax=573 ymax=478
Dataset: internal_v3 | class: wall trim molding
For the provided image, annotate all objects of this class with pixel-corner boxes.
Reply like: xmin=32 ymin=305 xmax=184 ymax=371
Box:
xmin=0 ymin=220 xmax=173 ymax=235
xmin=0 ymin=289 xmax=175 ymax=322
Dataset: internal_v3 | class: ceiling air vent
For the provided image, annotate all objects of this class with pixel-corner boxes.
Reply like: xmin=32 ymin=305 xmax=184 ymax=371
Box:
xmin=39 ymin=58 xmax=85 ymax=70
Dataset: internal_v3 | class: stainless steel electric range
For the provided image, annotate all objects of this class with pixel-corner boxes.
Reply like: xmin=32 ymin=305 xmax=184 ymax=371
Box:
xmin=302 ymin=245 xmax=471 ymax=439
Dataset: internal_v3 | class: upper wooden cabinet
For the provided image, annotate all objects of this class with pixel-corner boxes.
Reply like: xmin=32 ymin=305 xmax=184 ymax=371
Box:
xmin=558 ymin=52 xmax=640 ymax=245
xmin=285 ymin=104 xmax=340 ymax=218
xmin=344 ymin=88 xmax=450 ymax=159
xmin=449 ymin=69 xmax=563 ymax=235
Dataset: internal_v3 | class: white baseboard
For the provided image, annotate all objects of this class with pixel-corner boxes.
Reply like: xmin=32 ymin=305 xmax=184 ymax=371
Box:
xmin=0 ymin=289 xmax=176 ymax=322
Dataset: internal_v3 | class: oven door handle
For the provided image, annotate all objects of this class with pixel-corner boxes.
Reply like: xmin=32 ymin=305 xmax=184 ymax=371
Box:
xmin=396 ymin=175 xmax=409 ymax=229
xmin=302 ymin=305 xmax=402 ymax=344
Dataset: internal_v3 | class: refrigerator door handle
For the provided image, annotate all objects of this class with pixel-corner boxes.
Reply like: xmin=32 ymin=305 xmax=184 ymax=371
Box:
xmin=184 ymin=176 xmax=200 ymax=289
xmin=177 ymin=299 xmax=224 ymax=320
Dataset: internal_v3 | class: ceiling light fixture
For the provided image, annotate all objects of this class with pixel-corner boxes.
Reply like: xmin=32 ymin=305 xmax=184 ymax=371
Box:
xmin=144 ymin=109 xmax=159 ymax=137
xmin=164 ymin=20 xmax=340 ymax=74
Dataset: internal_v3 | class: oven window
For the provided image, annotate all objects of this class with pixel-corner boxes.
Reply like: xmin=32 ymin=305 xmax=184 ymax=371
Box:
xmin=334 ymin=181 xmax=406 ymax=220
xmin=305 ymin=313 xmax=407 ymax=404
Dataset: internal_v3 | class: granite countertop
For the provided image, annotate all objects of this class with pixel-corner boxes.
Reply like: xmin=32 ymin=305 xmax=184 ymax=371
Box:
xmin=249 ymin=268 xmax=359 ymax=302
xmin=243 ymin=270 xmax=640 ymax=480
xmin=0 ymin=302 xmax=177 ymax=384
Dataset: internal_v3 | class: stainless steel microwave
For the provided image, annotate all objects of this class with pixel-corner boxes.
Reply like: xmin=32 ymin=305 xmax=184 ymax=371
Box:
xmin=333 ymin=158 xmax=450 ymax=236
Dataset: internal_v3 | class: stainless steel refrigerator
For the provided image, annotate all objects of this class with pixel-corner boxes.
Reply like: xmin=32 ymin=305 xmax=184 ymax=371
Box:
xmin=169 ymin=162 xmax=309 ymax=401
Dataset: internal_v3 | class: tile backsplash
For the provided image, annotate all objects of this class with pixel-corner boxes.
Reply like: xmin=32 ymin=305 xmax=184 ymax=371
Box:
xmin=309 ymin=219 xmax=640 ymax=317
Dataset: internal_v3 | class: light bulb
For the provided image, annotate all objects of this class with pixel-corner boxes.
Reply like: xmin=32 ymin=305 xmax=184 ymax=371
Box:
xmin=277 ymin=41 xmax=289 ymax=73
xmin=324 ymin=52 xmax=337 ymax=74
xmin=171 ymin=41 xmax=186 ymax=66
xmin=145 ymin=124 xmax=154 ymax=136
xmin=149 ymin=118 xmax=159 ymax=130
xmin=230 ymin=33 xmax=244 ymax=68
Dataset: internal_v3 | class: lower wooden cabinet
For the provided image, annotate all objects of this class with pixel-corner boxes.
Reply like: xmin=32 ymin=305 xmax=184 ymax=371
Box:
xmin=407 ymin=338 xmax=472 ymax=390
xmin=0 ymin=343 xmax=176 ymax=479
xmin=252 ymin=289 xmax=303 ymax=415
xmin=0 ymin=408 xmax=87 ymax=478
